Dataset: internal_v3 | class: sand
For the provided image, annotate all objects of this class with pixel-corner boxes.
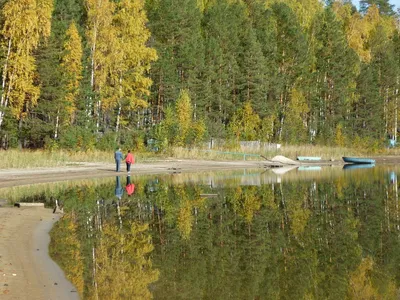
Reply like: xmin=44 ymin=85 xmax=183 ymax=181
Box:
xmin=0 ymin=207 xmax=78 ymax=300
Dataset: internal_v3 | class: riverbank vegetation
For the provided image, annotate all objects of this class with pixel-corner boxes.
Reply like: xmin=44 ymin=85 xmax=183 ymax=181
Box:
xmin=0 ymin=0 xmax=399 ymax=153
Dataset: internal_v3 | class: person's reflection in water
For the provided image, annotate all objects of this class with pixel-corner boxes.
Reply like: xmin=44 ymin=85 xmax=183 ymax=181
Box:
xmin=126 ymin=175 xmax=135 ymax=197
xmin=390 ymin=171 xmax=397 ymax=184
xmin=114 ymin=176 xmax=124 ymax=228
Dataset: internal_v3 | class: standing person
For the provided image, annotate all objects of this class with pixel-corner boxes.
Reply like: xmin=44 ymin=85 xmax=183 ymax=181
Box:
xmin=114 ymin=148 xmax=123 ymax=172
xmin=125 ymin=150 xmax=135 ymax=172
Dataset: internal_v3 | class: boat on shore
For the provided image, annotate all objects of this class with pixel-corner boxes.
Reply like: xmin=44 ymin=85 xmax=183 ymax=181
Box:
xmin=342 ymin=157 xmax=375 ymax=164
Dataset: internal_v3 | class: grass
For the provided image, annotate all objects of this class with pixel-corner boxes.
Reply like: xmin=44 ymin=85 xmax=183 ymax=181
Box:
xmin=0 ymin=149 xmax=113 ymax=169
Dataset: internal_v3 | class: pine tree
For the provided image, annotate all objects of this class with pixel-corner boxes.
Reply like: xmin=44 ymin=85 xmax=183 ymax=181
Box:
xmin=266 ymin=3 xmax=308 ymax=141
xmin=201 ymin=0 xmax=246 ymax=136
xmin=237 ymin=19 xmax=268 ymax=118
xmin=147 ymin=0 xmax=204 ymax=123
xmin=312 ymin=7 xmax=358 ymax=143
xmin=360 ymin=0 xmax=395 ymax=15
xmin=32 ymin=0 xmax=85 ymax=148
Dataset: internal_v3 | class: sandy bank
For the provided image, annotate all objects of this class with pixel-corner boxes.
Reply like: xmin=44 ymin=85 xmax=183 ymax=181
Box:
xmin=0 ymin=207 xmax=79 ymax=299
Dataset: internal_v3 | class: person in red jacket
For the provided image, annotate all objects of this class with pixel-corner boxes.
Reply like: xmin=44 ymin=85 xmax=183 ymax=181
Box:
xmin=124 ymin=150 xmax=135 ymax=172
xmin=126 ymin=175 xmax=135 ymax=196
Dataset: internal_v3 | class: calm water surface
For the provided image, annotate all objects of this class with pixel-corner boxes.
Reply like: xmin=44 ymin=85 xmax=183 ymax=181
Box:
xmin=6 ymin=165 xmax=400 ymax=299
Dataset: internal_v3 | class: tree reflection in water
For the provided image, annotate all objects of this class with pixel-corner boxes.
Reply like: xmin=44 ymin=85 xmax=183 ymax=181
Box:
xmin=45 ymin=167 xmax=400 ymax=299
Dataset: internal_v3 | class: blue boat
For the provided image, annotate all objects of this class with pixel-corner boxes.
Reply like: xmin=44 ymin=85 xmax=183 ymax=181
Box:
xmin=342 ymin=157 xmax=375 ymax=164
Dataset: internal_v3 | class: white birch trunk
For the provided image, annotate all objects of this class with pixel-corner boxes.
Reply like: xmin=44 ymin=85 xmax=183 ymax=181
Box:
xmin=0 ymin=39 xmax=12 ymax=129
xmin=54 ymin=109 xmax=60 ymax=139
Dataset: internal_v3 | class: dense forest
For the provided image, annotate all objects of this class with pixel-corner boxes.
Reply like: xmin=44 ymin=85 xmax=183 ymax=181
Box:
xmin=0 ymin=0 xmax=399 ymax=150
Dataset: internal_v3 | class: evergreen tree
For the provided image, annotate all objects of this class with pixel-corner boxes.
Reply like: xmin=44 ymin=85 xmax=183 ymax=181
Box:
xmin=312 ymin=8 xmax=358 ymax=143
xmin=353 ymin=63 xmax=383 ymax=141
xmin=32 ymin=0 xmax=84 ymax=148
xmin=265 ymin=3 xmax=308 ymax=141
xmin=201 ymin=0 xmax=247 ymax=136
xmin=360 ymin=0 xmax=395 ymax=15
xmin=147 ymin=0 xmax=204 ymax=123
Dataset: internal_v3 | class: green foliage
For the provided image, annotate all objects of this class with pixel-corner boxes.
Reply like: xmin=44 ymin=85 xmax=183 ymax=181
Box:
xmin=58 ymin=126 xmax=96 ymax=151
xmin=1 ymin=0 xmax=400 ymax=151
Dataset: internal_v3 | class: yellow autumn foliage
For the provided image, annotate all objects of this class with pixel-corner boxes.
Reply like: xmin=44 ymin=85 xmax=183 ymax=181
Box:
xmin=61 ymin=22 xmax=83 ymax=122
xmin=1 ymin=0 xmax=53 ymax=120
xmin=93 ymin=222 xmax=159 ymax=300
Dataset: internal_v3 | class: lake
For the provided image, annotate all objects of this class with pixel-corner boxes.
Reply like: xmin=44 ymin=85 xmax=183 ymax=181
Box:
xmin=7 ymin=165 xmax=400 ymax=299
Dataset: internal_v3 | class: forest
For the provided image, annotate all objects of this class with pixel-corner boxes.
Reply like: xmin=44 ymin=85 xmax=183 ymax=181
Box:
xmin=0 ymin=0 xmax=399 ymax=151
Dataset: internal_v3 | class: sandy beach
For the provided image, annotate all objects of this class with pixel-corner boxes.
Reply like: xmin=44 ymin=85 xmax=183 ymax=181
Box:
xmin=0 ymin=156 xmax=398 ymax=299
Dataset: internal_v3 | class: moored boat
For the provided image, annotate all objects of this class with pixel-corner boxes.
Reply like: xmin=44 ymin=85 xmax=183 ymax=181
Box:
xmin=342 ymin=157 xmax=375 ymax=164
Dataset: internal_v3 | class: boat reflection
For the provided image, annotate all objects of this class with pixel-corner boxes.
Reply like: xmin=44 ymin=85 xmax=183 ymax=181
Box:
xmin=343 ymin=163 xmax=375 ymax=170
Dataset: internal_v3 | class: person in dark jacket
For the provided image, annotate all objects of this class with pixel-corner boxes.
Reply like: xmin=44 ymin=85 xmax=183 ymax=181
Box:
xmin=114 ymin=148 xmax=123 ymax=172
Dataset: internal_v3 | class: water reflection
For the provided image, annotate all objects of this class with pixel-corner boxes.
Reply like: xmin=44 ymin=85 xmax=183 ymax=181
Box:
xmin=12 ymin=166 xmax=400 ymax=299
xmin=114 ymin=176 xmax=123 ymax=200
xmin=126 ymin=175 xmax=135 ymax=197
xmin=343 ymin=163 xmax=376 ymax=170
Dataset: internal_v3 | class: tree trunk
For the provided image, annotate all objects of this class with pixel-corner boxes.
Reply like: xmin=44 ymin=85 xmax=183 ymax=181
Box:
xmin=54 ymin=109 xmax=60 ymax=139
xmin=0 ymin=39 xmax=12 ymax=129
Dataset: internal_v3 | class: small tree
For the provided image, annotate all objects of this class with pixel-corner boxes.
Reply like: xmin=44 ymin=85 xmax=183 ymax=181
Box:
xmin=228 ymin=101 xmax=260 ymax=141
xmin=175 ymin=90 xmax=193 ymax=145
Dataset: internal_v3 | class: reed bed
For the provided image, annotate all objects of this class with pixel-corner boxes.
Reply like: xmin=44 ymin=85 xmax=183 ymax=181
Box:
xmin=0 ymin=149 xmax=112 ymax=169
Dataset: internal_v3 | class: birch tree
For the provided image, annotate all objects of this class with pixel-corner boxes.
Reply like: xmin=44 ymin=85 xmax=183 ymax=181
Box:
xmin=0 ymin=0 xmax=54 ymax=129
xmin=60 ymin=22 xmax=83 ymax=131
xmin=85 ymin=0 xmax=115 ymax=130
xmin=107 ymin=0 xmax=157 ymax=132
